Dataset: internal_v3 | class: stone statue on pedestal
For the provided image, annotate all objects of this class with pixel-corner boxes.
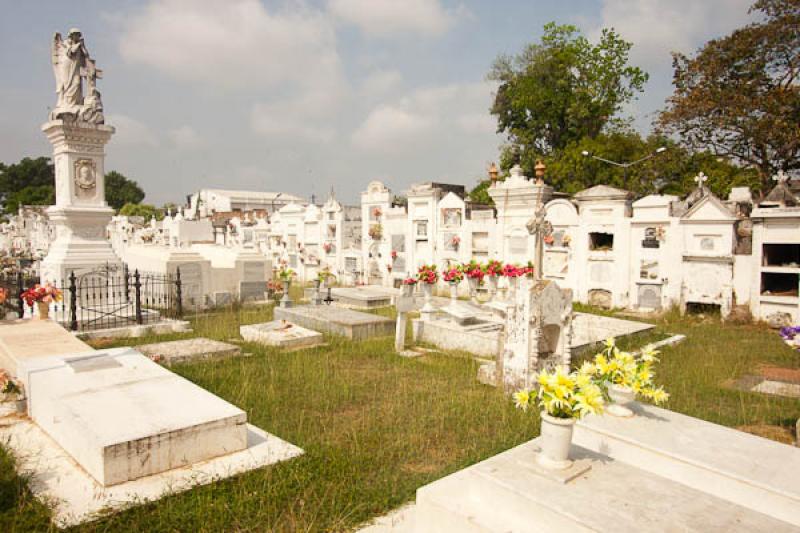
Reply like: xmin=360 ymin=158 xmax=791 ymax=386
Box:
xmin=50 ymin=28 xmax=104 ymax=124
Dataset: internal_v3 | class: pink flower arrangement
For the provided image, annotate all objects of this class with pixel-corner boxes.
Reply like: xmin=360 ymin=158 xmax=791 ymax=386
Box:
xmin=323 ymin=242 xmax=333 ymax=253
xmin=543 ymin=235 xmax=555 ymax=245
xmin=372 ymin=207 xmax=382 ymax=218
xmin=443 ymin=265 xmax=464 ymax=283
xmin=502 ymin=263 xmax=533 ymax=278
xmin=463 ymin=260 xmax=485 ymax=281
xmin=402 ymin=277 xmax=418 ymax=285
xmin=21 ymin=283 xmax=62 ymax=306
xmin=484 ymin=260 xmax=503 ymax=277
xmin=417 ymin=264 xmax=438 ymax=284
xmin=391 ymin=250 xmax=398 ymax=260
xmin=450 ymin=235 xmax=461 ymax=247
xmin=0 ymin=287 xmax=7 ymax=305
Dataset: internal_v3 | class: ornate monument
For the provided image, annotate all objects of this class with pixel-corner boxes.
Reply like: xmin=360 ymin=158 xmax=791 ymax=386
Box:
xmin=40 ymin=29 xmax=119 ymax=286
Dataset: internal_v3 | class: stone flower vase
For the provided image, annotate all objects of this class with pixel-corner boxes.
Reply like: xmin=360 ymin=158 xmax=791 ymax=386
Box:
xmin=507 ymin=276 xmax=519 ymax=301
xmin=402 ymin=283 xmax=415 ymax=298
xmin=487 ymin=276 xmax=498 ymax=302
xmin=280 ymin=279 xmax=293 ymax=308
xmin=420 ymin=283 xmax=435 ymax=317
xmin=538 ymin=411 xmax=576 ymax=470
xmin=467 ymin=277 xmax=479 ymax=303
xmin=35 ymin=301 xmax=50 ymax=320
xmin=312 ymin=279 xmax=322 ymax=305
xmin=449 ymin=281 xmax=459 ymax=304
xmin=606 ymin=384 xmax=636 ymax=417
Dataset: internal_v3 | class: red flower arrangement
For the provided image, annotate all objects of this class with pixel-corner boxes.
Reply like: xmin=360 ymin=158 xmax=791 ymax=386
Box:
xmin=372 ymin=207 xmax=382 ymax=218
xmin=21 ymin=283 xmax=62 ymax=306
xmin=462 ymin=260 xmax=485 ymax=281
xmin=484 ymin=260 xmax=503 ymax=277
xmin=443 ymin=265 xmax=464 ymax=283
xmin=402 ymin=277 xmax=417 ymax=285
xmin=391 ymin=250 xmax=398 ymax=260
xmin=0 ymin=287 xmax=6 ymax=305
xmin=323 ymin=242 xmax=333 ymax=253
xmin=543 ymin=235 xmax=555 ymax=245
xmin=417 ymin=264 xmax=438 ymax=284
xmin=450 ymin=235 xmax=461 ymax=247
xmin=502 ymin=263 xmax=529 ymax=278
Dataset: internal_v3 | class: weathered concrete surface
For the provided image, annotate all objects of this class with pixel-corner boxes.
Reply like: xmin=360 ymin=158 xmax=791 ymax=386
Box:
xmin=0 ymin=414 xmax=302 ymax=527
xmin=574 ymin=402 xmax=800 ymax=527
xmin=20 ymin=347 xmax=248 ymax=486
xmin=274 ymin=305 xmax=394 ymax=340
xmin=0 ymin=319 xmax=91 ymax=376
xmin=414 ymin=437 xmax=797 ymax=532
xmin=240 ymin=320 xmax=323 ymax=350
xmin=305 ymin=286 xmax=394 ymax=310
xmin=414 ymin=318 xmax=501 ymax=357
xmin=136 ymin=337 xmax=241 ymax=364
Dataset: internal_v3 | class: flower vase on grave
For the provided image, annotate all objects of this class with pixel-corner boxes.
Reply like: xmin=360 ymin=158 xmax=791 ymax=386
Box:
xmin=449 ymin=282 xmax=459 ymax=304
xmin=467 ymin=277 xmax=479 ymax=304
xmin=280 ymin=280 xmax=293 ymax=308
xmin=487 ymin=276 xmax=498 ymax=303
xmin=606 ymin=384 xmax=636 ymax=417
xmin=35 ymin=302 xmax=50 ymax=320
xmin=508 ymin=276 xmax=519 ymax=301
xmin=421 ymin=283 xmax=435 ymax=319
xmin=402 ymin=283 xmax=415 ymax=298
xmin=538 ymin=412 xmax=576 ymax=469
xmin=312 ymin=279 xmax=322 ymax=305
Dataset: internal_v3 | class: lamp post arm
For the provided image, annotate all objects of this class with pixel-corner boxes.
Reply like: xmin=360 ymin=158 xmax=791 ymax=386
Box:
xmin=589 ymin=155 xmax=625 ymax=167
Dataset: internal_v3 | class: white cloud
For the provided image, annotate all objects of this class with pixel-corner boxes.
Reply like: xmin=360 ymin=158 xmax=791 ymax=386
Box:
xmin=106 ymin=114 xmax=157 ymax=146
xmin=119 ymin=0 xmax=345 ymax=93
xmin=329 ymin=0 xmax=463 ymax=37
xmin=590 ymin=0 xmax=754 ymax=71
xmin=352 ymin=81 xmax=497 ymax=153
xmin=168 ymin=125 xmax=203 ymax=149
xmin=360 ymin=70 xmax=403 ymax=98
xmin=250 ymin=88 xmax=341 ymax=142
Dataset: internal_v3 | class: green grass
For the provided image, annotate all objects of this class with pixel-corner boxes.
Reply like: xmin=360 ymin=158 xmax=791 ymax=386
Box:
xmin=1 ymin=302 xmax=799 ymax=532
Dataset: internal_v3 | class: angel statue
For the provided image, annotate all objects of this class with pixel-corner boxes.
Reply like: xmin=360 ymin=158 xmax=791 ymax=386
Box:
xmin=50 ymin=29 xmax=104 ymax=124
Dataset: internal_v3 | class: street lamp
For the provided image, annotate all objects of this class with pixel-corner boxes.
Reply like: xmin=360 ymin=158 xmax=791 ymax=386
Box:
xmin=582 ymin=147 xmax=667 ymax=185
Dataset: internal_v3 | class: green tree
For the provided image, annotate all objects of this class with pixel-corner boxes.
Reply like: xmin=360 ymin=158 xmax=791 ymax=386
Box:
xmin=119 ymin=203 xmax=162 ymax=222
xmin=105 ymin=171 xmax=145 ymax=211
xmin=489 ymin=22 xmax=648 ymax=176
xmin=0 ymin=157 xmax=55 ymax=214
xmin=657 ymin=0 xmax=800 ymax=191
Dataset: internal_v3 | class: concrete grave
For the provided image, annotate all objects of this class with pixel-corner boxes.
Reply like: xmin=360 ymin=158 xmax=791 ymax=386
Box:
xmin=135 ymin=337 xmax=241 ymax=365
xmin=240 ymin=320 xmax=324 ymax=350
xmin=240 ymin=280 xmax=267 ymax=302
xmin=274 ymin=305 xmax=394 ymax=340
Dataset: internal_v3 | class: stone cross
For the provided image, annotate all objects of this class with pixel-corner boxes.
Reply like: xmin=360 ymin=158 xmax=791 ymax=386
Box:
xmin=773 ymin=170 xmax=789 ymax=184
xmin=694 ymin=172 xmax=708 ymax=187
xmin=525 ymin=202 xmax=552 ymax=281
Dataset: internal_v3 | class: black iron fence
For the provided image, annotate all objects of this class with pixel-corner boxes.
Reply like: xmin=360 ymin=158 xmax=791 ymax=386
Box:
xmin=0 ymin=265 xmax=183 ymax=331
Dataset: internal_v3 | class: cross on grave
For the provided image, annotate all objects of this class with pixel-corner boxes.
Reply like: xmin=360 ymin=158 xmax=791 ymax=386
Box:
xmin=694 ymin=172 xmax=708 ymax=187
xmin=773 ymin=170 xmax=789 ymax=184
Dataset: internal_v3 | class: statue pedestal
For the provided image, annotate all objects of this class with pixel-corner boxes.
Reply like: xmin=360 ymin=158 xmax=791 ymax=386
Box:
xmin=39 ymin=120 xmax=120 ymax=286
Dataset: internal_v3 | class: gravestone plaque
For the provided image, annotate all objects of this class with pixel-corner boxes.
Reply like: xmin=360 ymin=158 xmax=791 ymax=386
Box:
xmin=638 ymin=284 xmax=662 ymax=309
xmin=243 ymin=261 xmax=265 ymax=281
xmin=510 ymin=234 xmax=528 ymax=254
xmin=590 ymin=262 xmax=611 ymax=283
xmin=393 ymin=256 xmax=406 ymax=272
xmin=345 ymin=257 xmax=358 ymax=273
xmin=415 ymin=220 xmax=428 ymax=239
xmin=391 ymin=234 xmax=406 ymax=253
xmin=544 ymin=250 xmax=569 ymax=276
xmin=700 ymin=237 xmax=716 ymax=251
xmin=472 ymin=232 xmax=489 ymax=252
xmin=240 ymin=281 xmax=267 ymax=302
xmin=642 ymin=227 xmax=660 ymax=248
xmin=178 ymin=262 xmax=202 ymax=306
xmin=289 ymin=254 xmax=298 ymax=268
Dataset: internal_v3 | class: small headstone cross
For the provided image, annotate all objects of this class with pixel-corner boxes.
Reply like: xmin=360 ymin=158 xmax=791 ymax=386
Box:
xmin=773 ymin=170 xmax=789 ymax=184
xmin=694 ymin=172 xmax=708 ymax=187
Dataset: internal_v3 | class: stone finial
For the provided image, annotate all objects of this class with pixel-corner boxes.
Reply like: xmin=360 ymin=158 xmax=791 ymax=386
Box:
xmin=694 ymin=172 xmax=709 ymax=186
xmin=509 ymin=164 xmax=524 ymax=179
xmin=488 ymin=162 xmax=499 ymax=182
xmin=534 ymin=160 xmax=546 ymax=185
xmin=773 ymin=170 xmax=789 ymax=184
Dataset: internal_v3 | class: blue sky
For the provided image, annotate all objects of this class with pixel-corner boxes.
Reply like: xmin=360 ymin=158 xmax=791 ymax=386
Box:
xmin=0 ymin=0 xmax=755 ymax=205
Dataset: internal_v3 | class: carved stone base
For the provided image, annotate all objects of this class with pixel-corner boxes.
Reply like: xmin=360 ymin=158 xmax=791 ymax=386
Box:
xmin=40 ymin=205 xmax=120 ymax=286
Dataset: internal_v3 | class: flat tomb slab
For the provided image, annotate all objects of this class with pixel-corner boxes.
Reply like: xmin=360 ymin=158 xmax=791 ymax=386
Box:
xmin=414 ymin=318 xmax=501 ymax=357
xmin=20 ymin=347 xmax=248 ymax=486
xmin=240 ymin=320 xmax=323 ymax=349
xmin=136 ymin=337 xmax=241 ymax=364
xmin=0 ymin=415 xmax=302 ymax=528
xmin=574 ymin=402 xmax=800 ymax=527
xmin=0 ymin=319 xmax=92 ymax=376
xmin=305 ymin=286 xmax=393 ymax=309
xmin=415 ymin=437 xmax=797 ymax=532
xmin=274 ymin=305 xmax=394 ymax=340
xmin=571 ymin=312 xmax=654 ymax=350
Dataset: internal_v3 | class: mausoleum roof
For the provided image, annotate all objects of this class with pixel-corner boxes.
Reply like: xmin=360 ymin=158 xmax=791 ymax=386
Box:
xmin=574 ymin=184 xmax=632 ymax=201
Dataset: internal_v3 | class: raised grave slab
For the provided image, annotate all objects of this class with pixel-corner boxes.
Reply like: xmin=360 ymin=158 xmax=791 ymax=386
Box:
xmin=0 ymin=319 xmax=91 ymax=376
xmin=135 ymin=337 xmax=241 ymax=365
xmin=274 ymin=305 xmax=394 ymax=340
xmin=240 ymin=320 xmax=324 ymax=350
xmin=18 ymin=347 xmax=248 ymax=486
xmin=571 ymin=312 xmax=654 ymax=350
xmin=304 ymin=286 xmax=394 ymax=310
xmin=415 ymin=437 xmax=796 ymax=532
xmin=414 ymin=318 xmax=501 ymax=357
xmin=574 ymin=402 xmax=800 ymax=527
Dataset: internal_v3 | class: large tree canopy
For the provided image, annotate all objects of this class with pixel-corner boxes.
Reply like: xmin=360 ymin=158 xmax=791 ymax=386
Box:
xmin=0 ymin=157 xmax=55 ymax=215
xmin=105 ymin=171 xmax=145 ymax=211
xmin=489 ymin=22 xmax=648 ymax=176
xmin=657 ymin=0 xmax=800 ymax=191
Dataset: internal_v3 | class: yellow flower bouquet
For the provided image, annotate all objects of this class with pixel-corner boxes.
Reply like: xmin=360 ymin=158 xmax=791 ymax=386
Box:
xmin=514 ymin=366 xmax=605 ymax=420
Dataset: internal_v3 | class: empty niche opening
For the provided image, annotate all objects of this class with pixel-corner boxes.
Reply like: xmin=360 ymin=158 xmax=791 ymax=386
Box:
xmin=762 ymin=244 xmax=800 ymax=267
xmin=589 ymin=232 xmax=614 ymax=251
xmin=685 ymin=302 xmax=721 ymax=315
xmin=760 ymin=272 xmax=799 ymax=297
